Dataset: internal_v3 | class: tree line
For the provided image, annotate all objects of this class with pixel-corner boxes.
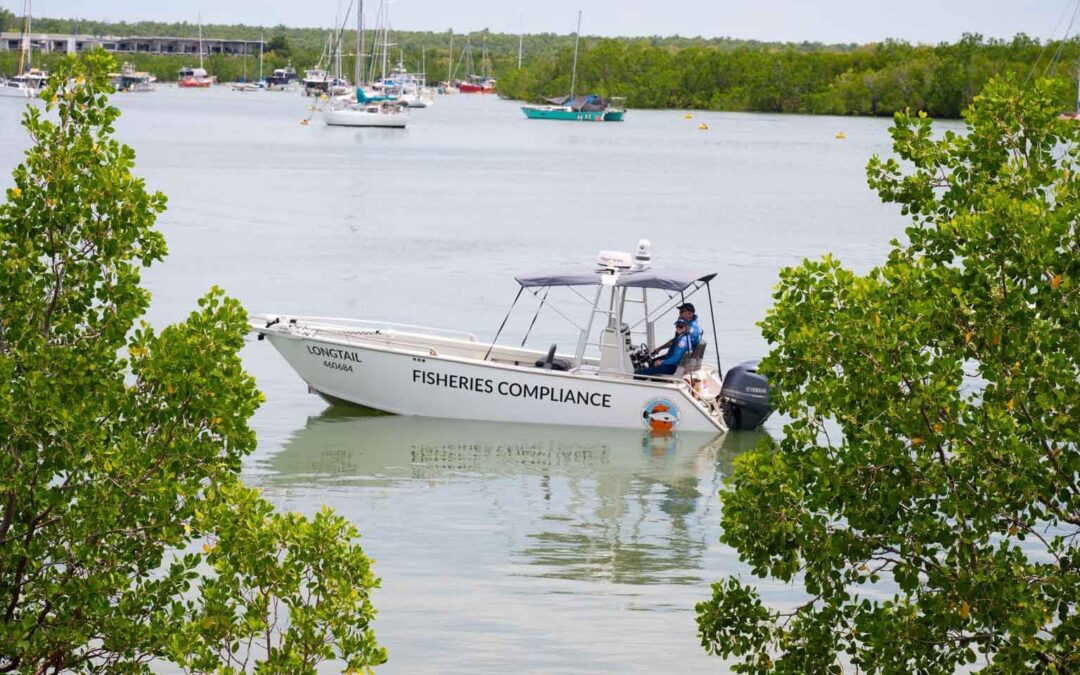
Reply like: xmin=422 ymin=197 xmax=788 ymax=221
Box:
xmin=3 ymin=12 xmax=858 ymax=89
xmin=500 ymin=33 xmax=1080 ymax=118
xmin=5 ymin=14 xmax=1080 ymax=116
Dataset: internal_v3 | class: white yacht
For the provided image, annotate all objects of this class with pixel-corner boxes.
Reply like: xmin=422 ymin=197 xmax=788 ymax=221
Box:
xmin=0 ymin=76 xmax=34 ymax=98
xmin=252 ymin=241 xmax=772 ymax=433
xmin=322 ymin=93 xmax=408 ymax=128
xmin=374 ymin=64 xmax=436 ymax=108
xmin=302 ymin=68 xmax=330 ymax=96
xmin=266 ymin=65 xmax=299 ymax=91
xmin=0 ymin=68 xmax=47 ymax=99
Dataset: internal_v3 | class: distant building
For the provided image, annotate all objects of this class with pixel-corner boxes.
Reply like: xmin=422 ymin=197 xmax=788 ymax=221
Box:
xmin=0 ymin=32 xmax=263 ymax=56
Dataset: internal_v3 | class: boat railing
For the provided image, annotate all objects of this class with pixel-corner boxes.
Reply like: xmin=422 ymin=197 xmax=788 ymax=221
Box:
xmin=276 ymin=315 xmax=479 ymax=342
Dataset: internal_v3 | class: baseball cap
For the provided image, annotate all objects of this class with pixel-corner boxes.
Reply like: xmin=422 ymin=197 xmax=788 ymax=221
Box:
xmin=677 ymin=303 xmax=695 ymax=313
xmin=674 ymin=318 xmax=688 ymax=327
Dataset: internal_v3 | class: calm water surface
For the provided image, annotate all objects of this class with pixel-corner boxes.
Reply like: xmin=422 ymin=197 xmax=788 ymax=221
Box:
xmin=0 ymin=88 xmax=946 ymax=672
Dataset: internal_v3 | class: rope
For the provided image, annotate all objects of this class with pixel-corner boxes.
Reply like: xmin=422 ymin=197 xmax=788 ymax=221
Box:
xmin=1025 ymin=0 xmax=1077 ymax=84
xmin=1046 ymin=0 xmax=1080 ymax=77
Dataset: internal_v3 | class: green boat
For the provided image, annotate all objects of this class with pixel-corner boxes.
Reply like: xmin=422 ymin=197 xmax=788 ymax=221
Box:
xmin=521 ymin=11 xmax=626 ymax=123
xmin=521 ymin=96 xmax=626 ymax=122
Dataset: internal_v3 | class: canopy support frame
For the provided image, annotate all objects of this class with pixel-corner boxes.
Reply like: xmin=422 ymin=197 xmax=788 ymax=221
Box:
xmin=483 ymin=287 xmax=523 ymax=361
xmin=520 ymin=287 xmax=550 ymax=347
xmin=706 ymin=280 xmax=723 ymax=375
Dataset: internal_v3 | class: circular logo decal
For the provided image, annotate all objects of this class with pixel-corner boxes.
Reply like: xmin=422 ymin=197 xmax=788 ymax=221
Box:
xmin=642 ymin=397 xmax=680 ymax=432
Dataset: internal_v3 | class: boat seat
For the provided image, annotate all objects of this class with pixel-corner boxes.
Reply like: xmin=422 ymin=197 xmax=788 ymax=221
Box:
xmin=535 ymin=344 xmax=571 ymax=371
xmin=673 ymin=342 xmax=707 ymax=380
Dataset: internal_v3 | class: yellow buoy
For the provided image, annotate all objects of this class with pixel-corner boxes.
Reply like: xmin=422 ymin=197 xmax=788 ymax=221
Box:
xmin=698 ymin=123 xmax=709 ymax=130
xmin=684 ymin=112 xmax=693 ymax=119
xmin=300 ymin=119 xmax=310 ymax=126
xmin=835 ymin=131 xmax=847 ymax=139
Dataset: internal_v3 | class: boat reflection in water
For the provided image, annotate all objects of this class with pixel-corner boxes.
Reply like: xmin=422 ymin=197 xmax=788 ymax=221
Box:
xmin=263 ymin=409 xmax=771 ymax=586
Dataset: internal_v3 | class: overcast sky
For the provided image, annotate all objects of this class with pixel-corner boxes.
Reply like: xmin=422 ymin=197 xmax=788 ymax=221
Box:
xmin=1 ymin=0 xmax=1073 ymax=44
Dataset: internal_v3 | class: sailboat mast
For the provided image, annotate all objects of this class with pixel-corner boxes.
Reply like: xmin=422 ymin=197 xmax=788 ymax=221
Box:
xmin=335 ymin=10 xmax=342 ymax=81
xmin=259 ymin=36 xmax=264 ymax=81
xmin=17 ymin=0 xmax=29 ymax=73
xmin=518 ymin=18 xmax=523 ymax=69
xmin=481 ymin=35 xmax=487 ymax=77
xmin=197 ymin=14 xmax=204 ymax=70
xmin=569 ymin=11 xmax=582 ymax=101
xmin=381 ymin=7 xmax=389 ymax=81
xmin=25 ymin=0 xmax=33 ymax=71
xmin=355 ymin=0 xmax=363 ymax=85
xmin=1076 ymin=56 xmax=1080 ymax=116
xmin=447 ymin=29 xmax=453 ymax=83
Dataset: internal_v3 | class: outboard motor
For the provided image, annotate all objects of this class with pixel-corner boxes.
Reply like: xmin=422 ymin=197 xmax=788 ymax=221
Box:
xmin=720 ymin=360 xmax=773 ymax=430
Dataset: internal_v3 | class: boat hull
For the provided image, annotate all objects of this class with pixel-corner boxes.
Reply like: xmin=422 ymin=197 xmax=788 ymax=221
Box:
xmin=458 ymin=82 xmax=495 ymax=94
xmin=259 ymin=330 xmax=724 ymax=433
xmin=0 ymin=87 xmax=33 ymax=99
xmin=323 ymin=108 xmax=408 ymax=128
xmin=521 ymin=106 xmax=625 ymax=122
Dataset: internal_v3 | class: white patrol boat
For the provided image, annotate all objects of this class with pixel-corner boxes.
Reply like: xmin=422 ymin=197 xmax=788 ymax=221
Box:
xmin=251 ymin=241 xmax=772 ymax=433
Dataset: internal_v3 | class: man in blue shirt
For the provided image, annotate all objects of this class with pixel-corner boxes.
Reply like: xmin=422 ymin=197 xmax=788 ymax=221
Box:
xmin=636 ymin=319 xmax=691 ymax=377
xmin=653 ymin=303 xmax=702 ymax=357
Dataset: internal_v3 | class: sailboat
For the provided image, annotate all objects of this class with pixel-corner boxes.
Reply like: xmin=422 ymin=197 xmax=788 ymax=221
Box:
xmin=178 ymin=16 xmax=214 ymax=87
xmin=323 ymin=0 xmax=409 ymax=129
xmin=0 ymin=0 xmax=47 ymax=99
xmin=520 ymin=12 xmax=625 ymax=122
xmin=438 ymin=29 xmax=458 ymax=93
xmin=230 ymin=38 xmax=265 ymax=91
xmin=455 ymin=35 xmax=496 ymax=93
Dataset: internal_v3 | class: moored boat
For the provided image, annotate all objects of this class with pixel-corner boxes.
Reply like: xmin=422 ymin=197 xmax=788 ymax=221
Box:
xmin=111 ymin=63 xmax=156 ymax=92
xmin=266 ymin=65 xmax=299 ymax=91
xmin=252 ymin=241 xmax=772 ymax=432
xmin=522 ymin=95 xmax=626 ymax=122
xmin=0 ymin=2 xmax=46 ymax=99
xmin=178 ymin=66 xmax=213 ymax=88
xmin=303 ymin=68 xmax=330 ymax=96
xmin=178 ymin=15 xmax=214 ymax=88
xmin=457 ymin=75 xmax=496 ymax=94
xmin=452 ymin=34 xmax=496 ymax=93
xmin=0 ymin=77 xmax=33 ymax=98
xmin=521 ymin=12 xmax=625 ymax=122
xmin=374 ymin=63 xmax=436 ymax=107
xmin=323 ymin=97 xmax=408 ymax=128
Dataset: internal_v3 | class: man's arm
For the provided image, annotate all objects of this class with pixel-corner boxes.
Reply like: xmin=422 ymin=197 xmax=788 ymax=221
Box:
xmin=660 ymin=336 xmax=689 ymax=367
